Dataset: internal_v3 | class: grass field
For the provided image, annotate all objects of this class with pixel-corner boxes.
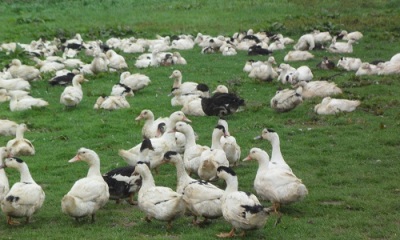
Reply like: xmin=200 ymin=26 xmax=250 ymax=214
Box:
xmin=0 ymin=0 xmax=400 ymax=239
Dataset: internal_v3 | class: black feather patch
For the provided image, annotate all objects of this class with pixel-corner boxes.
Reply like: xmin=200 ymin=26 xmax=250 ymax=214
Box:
xmin=215 ymin=125 xmax=226 ymax=134
xmin=164 ymin=151 xmax=178 ymax=160
xmin=11 ymin=157 xmax=24 ymax=163
xmin=267 ymin=128 xmax=275 ymax=133
xmin=140 ymin=139 xmax=154 ymax=152
xmin=241 ymin=204 xmax=264 ymax=215
xmin=217 ymin=166 xmax=236 ymax=176
xmin=196 ymin=83 xmax=209 ymax=92
xmin=6 ymin=195 xmax=20 ymax=202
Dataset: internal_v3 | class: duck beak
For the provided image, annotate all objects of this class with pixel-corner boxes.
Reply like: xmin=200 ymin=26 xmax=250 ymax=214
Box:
xmin=135 ymin=114 xmax=143 ymax=121
xmin=68 ymin=155 xmax=81 ymax=163
xmin=242 ymin=155 xmax=252 ymax=161
xmin=183 ymin=116 xmax=192 ymax=123
xmin=253 ymin=135 xmax=262 ymax=140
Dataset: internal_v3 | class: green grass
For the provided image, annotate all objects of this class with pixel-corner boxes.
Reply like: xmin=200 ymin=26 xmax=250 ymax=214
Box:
xmin=1 ymin=0 xmax=400 ymax=239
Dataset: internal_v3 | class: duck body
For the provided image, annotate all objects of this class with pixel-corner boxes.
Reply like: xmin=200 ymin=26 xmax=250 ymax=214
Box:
xmin=0 ymin=147 xmax=11 ymax=203
xmin=61 ymin=148 xmax=109 ymax=222
xmin=102 ymin=166 xmax=141 ymax=204
xmin=314 ymin=97 xmax=361 ymax=115
xmin=9 ymin=92 xmax=48 ymax=112
xmin=294 ymin=80 xmax=342 ymax=99
xmin=243 ymin=148 xmax=308 ymax=211
xmin=0 ymin=119 xmax=18 ymax=136
xmin=201 ymin=92 xmax=245 ymax=117
xmin=93 ymin=94 xmax=130 ymax=110
xmin=270 ymin=88 xmax=303 ymax=112
xmin=60 ymin=74 xmax=87 ymax=107
xmin=216 ymin=166 xmax=271 ymax=237
xmin=119 ymin=71 xmax=151 ymax=92
xmin=6 ymin=123 xmax=35 ymax=156
xmin=134 ymin=162 xmax=185 ymax=228
xmin=162 ymin=151 xmax=223 ymax=223
xmin=1 ymin=157 xmax=45 ymax=225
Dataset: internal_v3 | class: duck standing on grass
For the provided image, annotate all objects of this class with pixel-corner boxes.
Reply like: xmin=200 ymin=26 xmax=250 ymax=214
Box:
xmin=61 ymin=148 xmax=109 ymax=222
xmin=216 ymin=166 xmax=273 ymax=238
xmin=1 ymin=157 xmax=45 ymax=225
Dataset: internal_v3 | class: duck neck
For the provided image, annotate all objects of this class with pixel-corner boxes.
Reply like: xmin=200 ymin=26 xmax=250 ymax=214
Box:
xmin=172 ymin=76 xmax=182 ymax=88
xmin=18 ymin=163 xmax=36 ymax=183
xmin=256 ymin=153 xmax=270 ymax=170
xmin=224 ymin=175 xmax=239 ymax=193
xmin=72 ymin=79 xmax=82 ymax=88
xmin=173 ymin=159 xmax=192 ymax=193
xmin=140 ymin=169 xmax=156 ymax=190
xmin=270 ymin=134 xmax=283 ymax=161
xmin=87 ymin=160 xmax=102 ymax=178
xmin=183 ymin=128 xmax=196 ymax=149
xmin=211 ymin=132 xmax=223 ymax=149
xmin=15 ymin=127 xmax=25 ymax=140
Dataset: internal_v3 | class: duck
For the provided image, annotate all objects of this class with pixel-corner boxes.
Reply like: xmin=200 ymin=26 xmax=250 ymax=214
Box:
xmin=316 ymin=57 xmax=335 ymax=70
xmin=135 ymin=109 xmax=169 ymax=139
xmin=0 ymin=119 xmax=18 ymax=136
xmin=338 ymin=30 xmax=363 ymax=41
xmin=293 ymin=80 xmax=342 ymax=99
xmin=270 ymin=87 xmax=303 ymax=112
xmin=6 ymin=123 xmax=35 ymax=156
xmin=105 ymin=49 xmax=128 ymax=70
xmin=201 ymin=92 xmax=245 ymax=117
xmin=216 ymin=166 xmax=273 ymax=237
xmin=197 ymin=125 xmax=230 ymax=181
xmin=48 ymin=72 xmax=75 ymax=86
xmin=0 ymin=77 xmax=31 ymax=91
xmin=93 ymin=93 xmax=130 ymax=110
xmin=118 ymin=139 xmax=155 ymax=168
xmin=162 ymin=151 xmax=224 ymax=224
xmin=119 ymin=71 xmax=151 ymax=92
xmin=217 ymin=119 xmax=241 ymax=167
xmin=173 ymin=121 xmax=209 ymax=176
xmin=283 ymin=50 xmax=314 ymax=62
xmin=169 ymin=87 xmax=201 ymax=107
xmin=60 ymin=74 xmax=88 ymax=107
xmin=0 ymin=147 xmax=11 ymax=203
xmin=243 ymin=148 xmax=308 ymax=224
xmin=90 ymin=51 xmax=109 ymax=74
xmin=212 ymin=85 xmax=229 ymax=94
xmin=277 ymin=63 xmax=296 ymax=84
xmin=314 ymin=97 xmax=361 ymax=115
xmin=248 ymin=56 xmax=278 ymax=82
xmin=110 ymin=83 xmax=134 ymax=97
xmin=327 ymin=38 xmax=355 ymax=54
xmin=1 ymin=157 xmax=45 ymax=225
xmin=134 ymin=49 xmax=160 ymax=68
xmin=253 ymin=128 xmax=292 ymax=172
xmin=134 ymin=161 xmax=185 ymax=229
xmin=169 ymin=70 xmax=209 ymax=97
xmin=7 ymin=59 xmax=41 ymax=81
xmin=102 ymin=166 xmax=141 ymax=205
xmin=61 ymin=148 xmax=109 ymax=222
xmin=8 ymin=91 xmax=49 ymax=112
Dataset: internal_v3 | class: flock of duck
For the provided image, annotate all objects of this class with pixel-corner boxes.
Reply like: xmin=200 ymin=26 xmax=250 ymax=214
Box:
xmin=0 ymin=27 xmax=399 ymax=237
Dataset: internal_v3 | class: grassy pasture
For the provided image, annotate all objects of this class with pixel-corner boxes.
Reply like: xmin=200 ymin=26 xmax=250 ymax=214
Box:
xmin=0 ymin=0 xmax=400 ymax=239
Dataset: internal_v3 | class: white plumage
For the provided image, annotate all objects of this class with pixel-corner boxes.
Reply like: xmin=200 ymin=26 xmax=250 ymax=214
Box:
xmin=314 ymin=97 xmax=361 ymax=115
xmin=1 ymin=157 xmax=45 ymax=225
xmin=61 ymin=148 xmax=109 ymax=222
xmin=60 ymin=74 xmax=88 ymax=107
xmin=6 ymin=123 xmax=35 ymax=156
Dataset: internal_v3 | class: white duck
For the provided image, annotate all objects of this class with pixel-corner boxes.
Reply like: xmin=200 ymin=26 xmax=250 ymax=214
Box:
xmin=6 ymin=123 xmax=35 ymax=156
xmin=0 ymin=147 xmax=11 ymax=203
xmin=61 ymin=148 xmax=109 ymax=222
xmin=110 ymin=83 xmax=134 ymax=97
xmin=173 ymin=121 xmax=209 ymax=176
xmin=293 ymin=80 xmax=342 ymax=99
xmin=197 ymin=125 xmax=230 ymax=181
xmin=217 ymin=119 xmax=241 ymax=167
xmin=0 ymin=77 xmax=31 ymax=91
xmin=338 ymin=30 xmax=363 ymax=41
xmin=90 ymin=52 xmax=109 ymax=74
xmin=243 ymin=148 xmax=308 ymax=223
xmin=8 ymin=91 xmax=48 ymax=112
xmin=270 ymin=88 xmax=303 ymax=112
xmin=106 ymin=49 xmax=128 ymax=70
xmin=93 ymin=93 xmax=130 ymax=110
xmin=134 ymin=161 xmax=185 ymax=229
xmin=7 ymin=59 xmax=41 ymax=81
xmin=0 ymin=119 xmax=18 ymax=136
xmin=248 ymin=56 xmax=278 ymax=81
xmin=60 ymin=74 xmax=88 ymax=107
xmin=169 ymin=70 xmax=208 ymax=96
xmin=328 ymin=38 xmax=355 ymax=54
xmin=135 ymin=109 xmax=169 ymax=139
xmin=314 ymin=97 xmax=361 ymax=115
xmin=162 ymin=151 xmax=224 ymax=224
xmin=118 ymin=139 xmax=155 ymax=168
xmin=216 ymin=166 xmax=272 ymax=237
xmin=1 ymin=157 xmax=45 ymax=225
xmin=119 ymin=71 xmax=151 ymax=92
xmin=254 ymin=128 xmax=292 ymax=172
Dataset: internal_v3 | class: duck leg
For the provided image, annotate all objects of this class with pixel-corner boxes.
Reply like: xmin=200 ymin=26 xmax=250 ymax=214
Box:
xmin=144 ymin=216 xmax=152 ymax=223
xmin=7 ymin=216 xmax=20 ymax=225
xmin=25 ymin=216 xmax=31 ymax=224
xmin=91 ymin=213 xmax=96 ymax=223
xmin=273 ymin=202 xmax=282 ymax=227
xmin=128 ymin=192 xmax=137 ymax=205
xmin=216 ymin=227 xmax=235 ymax=238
